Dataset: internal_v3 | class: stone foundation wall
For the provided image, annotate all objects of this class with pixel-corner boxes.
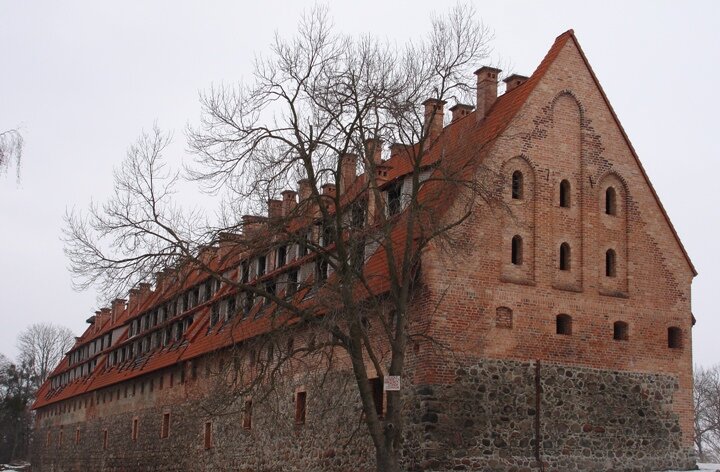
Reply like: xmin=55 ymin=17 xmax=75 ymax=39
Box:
xmin=404 ymin=359 xmax=696 ymax=471
xmin=32 ymin=359 xmax=695 ymax=471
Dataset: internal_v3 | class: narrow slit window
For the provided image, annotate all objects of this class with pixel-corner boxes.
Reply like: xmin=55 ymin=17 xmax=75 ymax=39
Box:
xmin=511 ymin=171 xmax=524 ymax=199
xmin=102 ymin=430 xmax=108 ymax=450
xmin=511 ymin=235 xmax=523 ymax=265
xmin=295 ymin=391 xmax=307 ymax=425
xmin=556 ymin=314 xmax=572 ymax=335
xmin=668 ymin=327 xmax=682 ymax=349
xmin=605 ymin=249 xmax=617 ymax=277
xmin=605 ymin=187 xmax=617 ymax=215
xmin=131 ymin=418 xmax=139 ymax=441
xmin=243 ymin=399 xmax=252 ymax=430
xmin=203 ymin=422 xmax=213 ymax=449
xmin=560 ymin=179 xmax=571 ymax=208
xmin=161 ymin=413 xmax=170 ymax=439
xmin=559 ymin=243 xmax=571 ymax=271
xmin=613 ymin=321 xmax=629 ymax=341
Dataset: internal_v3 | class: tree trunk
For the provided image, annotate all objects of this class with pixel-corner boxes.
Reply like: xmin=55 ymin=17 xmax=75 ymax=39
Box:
xmin=376 ymin=447 xmax=402 ymax=472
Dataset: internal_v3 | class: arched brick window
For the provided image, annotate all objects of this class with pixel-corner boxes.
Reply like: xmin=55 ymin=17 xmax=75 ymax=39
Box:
xmin=560 ymin=179 xmax=571 ymax=208
xmin=668 ymin=327 xmax=682 ymax=349
xmin=613 ymin=321 xmax=628 ymax=341
xmin=605 ymin=249 xmax=616 ymax=277
xmin=511 ymin=235 xmax=523 ymax=265
xmin=605 ymin=187 xmax=617 ymax=215
xmin=559 ymin=243 xmax=571 ymax=271
xmin=511 ymin=171 xmax=524 ymax=199
xmin=556 ymin=314 xmax=572 ymax=335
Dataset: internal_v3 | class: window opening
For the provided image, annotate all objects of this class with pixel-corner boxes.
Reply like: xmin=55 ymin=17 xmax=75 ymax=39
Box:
xmin=613 ymin=321 xmax=629 ymax=341
xmin=295 ymin=391 xmax=307 ymax=425
xmin=559 ymin=243 xmax=571 ymax=270
xmin=605 ymin=187 xmax=617 ymax=215
xmin=668 ymin=327 xmax=682 ymax=349
xmin=556 ymin=314 xmax=572 ymax=335
xmin=511 ymin=235 xmax=523 ymax=265
xmin=560 ymin=179 xmax=571 ymax=208
xmin=511 ymin=171 xmax=524 ymax=199
xmin=605 ymin=249 xmax=616 ymax=277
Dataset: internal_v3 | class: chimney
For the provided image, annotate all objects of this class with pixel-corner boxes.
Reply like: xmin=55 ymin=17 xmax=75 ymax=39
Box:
xmin=389 ymin=143 xmax=405 ymax=158
xmin=475 ymin=66 xmax=502 ymax=120
xmin=198 ymin=245 xmax=217 ymax=264
xmin=111 ymin=298 xmax=126 ymax=324
xmin=154 ymin=271 xmax=165 ymax=292
xmin=503 ymin=74 xmax=528 ymax=93
xmin=297 ymin=179 xmax=312 ymax=202
xmin=97 ymin=307 xmax=111 ymax=331
xmin=364 ymin=139 xmax=383 ymax=165
xmin=422 ymin=98 xmax=447 ymax=140
xmin=242 ymin=214 xmax=266 ymax=238
xmin=127 ymin=288 xmax=140 ymax=312
xmin=268 ymin=199 xmax=283 ymax=219
xmin=339 ymin=153 xmax=357 ymax=195
xmin=138 ymin=282 xmax=152 ymax=305
xmin=281 ymin=190 xmax=297 ymax=216
xmin=449 ymin=104 xmax=475 ymax=122
xmin=321 ymin=183 xmax=336 ymax=197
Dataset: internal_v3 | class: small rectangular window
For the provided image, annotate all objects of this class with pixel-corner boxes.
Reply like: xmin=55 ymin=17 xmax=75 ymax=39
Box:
xmin=295 ymin=391 xmax=307 ymax=425
xmin=131 ymin=418 xmax=139 ymax=441
xmin=75 ymin=428 xmax=80 ymax=445
xmin=161 ymin=413 xmax=170 ymax=439
xmin=203 ymin=422 xmax=213 ymax=449
xmin=102 ymin=429 xmax=108 ymax=450
xmin=243 ymin=399 xmax=252 ymax=430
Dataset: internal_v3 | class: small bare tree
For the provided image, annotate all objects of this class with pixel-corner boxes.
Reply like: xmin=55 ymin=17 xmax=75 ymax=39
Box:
xmin=63 ymin=5 xmax=497 ymax=471
xmin=695 ymin=364 xmax=720 ymax=462
xmin=0 ymin=129 xmax=23 ymax=179
xmin=17 ymin=323 xmax=75 ymax=389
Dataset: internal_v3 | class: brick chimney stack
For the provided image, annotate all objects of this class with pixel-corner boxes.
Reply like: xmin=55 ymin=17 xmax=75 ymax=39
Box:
xmin=364 ymin=139 xmax=383 ymax=165
xmin=503 ymin=74 xmax=528 ymax=93
xmin=297 ymin=179 xmax=312 ymax=202
xmin=268 ymin=199 xmax=283 ymax=219
xmin=475 ymin=66 xmax=501 ymax=121
xmin=449 ymin=104 xmax=475 ymax=122
xmin=111 ymin=298 xmax=126 ymax=324
xmin=422 ymin=98 xmax=447 ymax=140
xmin=339 ymin=153 xmax=357 ymax=195
xmin=281 ymin=190 xmax=297 ymax=216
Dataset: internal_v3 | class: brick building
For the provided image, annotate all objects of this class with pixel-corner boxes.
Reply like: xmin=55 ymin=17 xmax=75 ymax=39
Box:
xmin=31 ymin=30 xmax=697 ymax=471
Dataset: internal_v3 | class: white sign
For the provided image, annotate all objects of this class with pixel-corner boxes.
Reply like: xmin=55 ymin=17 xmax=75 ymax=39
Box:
xmin=384 ymin=376 xmax=401 ymax=391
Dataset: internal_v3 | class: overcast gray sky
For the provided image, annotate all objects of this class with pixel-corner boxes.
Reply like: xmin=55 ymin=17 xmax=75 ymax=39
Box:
xmin=1 ymin=0 xmax=718 ymax=368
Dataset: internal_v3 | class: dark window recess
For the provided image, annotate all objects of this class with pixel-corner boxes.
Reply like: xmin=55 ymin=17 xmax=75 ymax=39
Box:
xmin=227 ymin=296 xmax=237 ymax=318
xmin=257 ymin=256 xmax=266 ymax=277
xmin=605 ymin=187 xmax=617 ymax=215
xmin=132 ymin=418 xmax=139 ymax=441
xmin=316 ymin=259 xmax=329 ymax=283
xmin=241 ymin=262 xmax=249 ymax=284
xmin=511 ymin=235 xmax=523 ymax=265
xmin=560 ymin=179 xmax=571 ymax=208
xmin=559 ymin=243 xmax=571 ymax=271
xmin=387 ymin=182 xmax=402 ymax=216
xmin=243 ymin=292 xmax=255 ymax=317
xmin=210 ymin=304 xmax=220 ymax=327
xmin=295 ymin=391 xmax=307 ymax=425
xmin=668 ymin=327 xmax=682 ymax=349
xmin=369 ymin=377 xmax=384 ymax=418
xmin=277 ymin=246 xmax=287 ymax=267
xmin=605 ymin=249 xmax=617 ymax=277
xmin=613 ymin=321 xmax=629 ymax=341
xmin=264 ymin=280 xmax=276 ymax=305
xmin=287 ymin=270 xmax=299 ymax=296
xmin=556 ymin=314 xmax=572 ymax=335
xmin=351 ymin=203 xmax=366 ymax=228
xmin=203 ymin=422 xmax=212 ymax=449
xmin=161 ymin=413 xmax=170 ymax=439
xmin=243 ymin=399 xmax=252 ymax=430
xmin=511 ymin=171 xmax=523 ymax=199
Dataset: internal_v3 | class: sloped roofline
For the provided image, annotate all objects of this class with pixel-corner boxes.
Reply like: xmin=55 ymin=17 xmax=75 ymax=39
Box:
xmin=566 ymin=30 xmax=697 ymax=276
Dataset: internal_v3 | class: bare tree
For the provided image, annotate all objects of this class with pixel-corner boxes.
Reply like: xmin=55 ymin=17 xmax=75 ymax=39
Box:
xmin=63 ymin=5 xmax=497 ymax=471
xmin=0 ymin=129 xmax=23 ymax=179
xmin=17 ymin=323 xmax=75 ymax=389
xmin=695 ymin=364 xmax=720 ymax=462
